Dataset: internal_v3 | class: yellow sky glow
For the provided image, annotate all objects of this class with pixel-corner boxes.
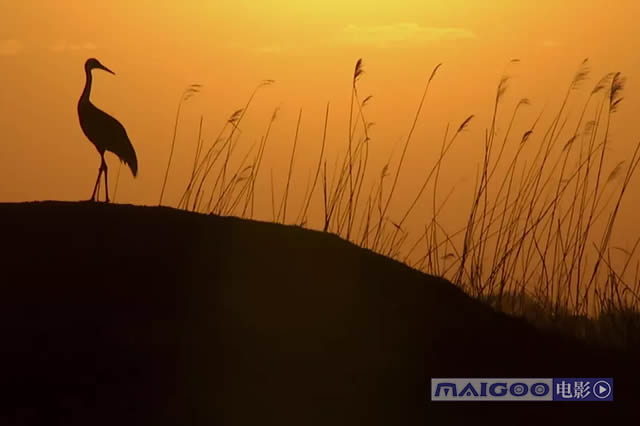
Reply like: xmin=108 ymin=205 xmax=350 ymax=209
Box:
xmin=2 ymin=1 xmax=640 ymax=258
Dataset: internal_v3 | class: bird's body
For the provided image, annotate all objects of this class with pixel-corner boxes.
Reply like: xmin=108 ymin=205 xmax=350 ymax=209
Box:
xmin=78 ymin=58 xmax=137 ymax=202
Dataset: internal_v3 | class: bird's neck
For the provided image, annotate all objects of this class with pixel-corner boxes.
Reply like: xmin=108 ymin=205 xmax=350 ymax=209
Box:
xmin=80 ymin=69 xmax=93 ymax=104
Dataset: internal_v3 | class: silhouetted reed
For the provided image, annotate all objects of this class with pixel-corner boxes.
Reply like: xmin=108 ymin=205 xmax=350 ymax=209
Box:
xmin=169 ymin=58 xmax=640 ymax=348
xmin=159 ymin=84 xmax=202 ymax=206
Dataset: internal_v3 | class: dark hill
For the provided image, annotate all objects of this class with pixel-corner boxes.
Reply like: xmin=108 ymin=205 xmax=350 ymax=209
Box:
xmin=0 ymin=201 xmax=635 ymax=425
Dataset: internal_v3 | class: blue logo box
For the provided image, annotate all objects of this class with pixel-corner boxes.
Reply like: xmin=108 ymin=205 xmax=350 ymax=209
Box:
xmin=552 ymin=378 xmax=613 ymax=401
xmin=431 ymin=378 xmax=613 ymax=401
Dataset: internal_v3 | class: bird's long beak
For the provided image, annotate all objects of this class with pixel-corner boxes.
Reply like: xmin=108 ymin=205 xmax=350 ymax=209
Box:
xmin=98 ymin=63 xmax=116 ymax=76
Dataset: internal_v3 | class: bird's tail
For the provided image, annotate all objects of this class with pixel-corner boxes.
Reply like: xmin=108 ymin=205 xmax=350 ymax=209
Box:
xmin=120 ymin=138 xmax=138 ymax=177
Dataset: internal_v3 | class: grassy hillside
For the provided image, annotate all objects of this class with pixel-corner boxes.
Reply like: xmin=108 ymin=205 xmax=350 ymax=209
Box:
xmin=0 ymin=201 xmax=635 ymax=425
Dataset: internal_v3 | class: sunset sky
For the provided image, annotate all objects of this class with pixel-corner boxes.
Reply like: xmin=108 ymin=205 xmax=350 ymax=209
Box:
xmin=2 ymin=1 xmax=640 ymax=251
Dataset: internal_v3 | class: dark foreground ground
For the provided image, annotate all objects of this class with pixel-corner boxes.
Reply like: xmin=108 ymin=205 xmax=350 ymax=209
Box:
xmin=0 ymin=201 xmax=637 ymax=425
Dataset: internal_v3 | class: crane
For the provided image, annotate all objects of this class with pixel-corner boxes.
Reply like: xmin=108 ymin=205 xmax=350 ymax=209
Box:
xmin=77 ymin=58 xmax=138 ymax=202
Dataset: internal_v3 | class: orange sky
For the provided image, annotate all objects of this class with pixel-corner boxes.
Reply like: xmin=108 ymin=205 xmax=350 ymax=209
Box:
xmin=2 ymin=1 xmax=640 ymax=260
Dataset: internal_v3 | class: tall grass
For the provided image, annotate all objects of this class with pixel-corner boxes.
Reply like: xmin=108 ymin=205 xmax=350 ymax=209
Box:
xmin=159 ymin=84 xmax=202 ymax=206
xmin=166 ymin=58 xmax=640 ymax=347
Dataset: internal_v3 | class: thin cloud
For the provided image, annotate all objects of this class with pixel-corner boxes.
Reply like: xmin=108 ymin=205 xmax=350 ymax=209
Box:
xmin=541 ymin=40 xmax=561 ymax=48
xmin=340 ymin=23 xmax=476 ymax=48
xmin=256 ymin=45 xmax=283 ymax=54
xmin=49 ymin=41 xmax=97 ymax=53
xmin=0 ymin=39 xmax=24 ymax=56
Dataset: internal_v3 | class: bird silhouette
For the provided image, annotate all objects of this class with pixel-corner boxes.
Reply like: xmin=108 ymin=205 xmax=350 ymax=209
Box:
xmin=78 ymin=58 xmax=138 ymax=202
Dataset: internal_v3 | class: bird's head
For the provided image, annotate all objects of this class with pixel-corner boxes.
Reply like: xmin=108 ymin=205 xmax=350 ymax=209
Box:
xmin=85 ymin=58 xmax=115 ymax=75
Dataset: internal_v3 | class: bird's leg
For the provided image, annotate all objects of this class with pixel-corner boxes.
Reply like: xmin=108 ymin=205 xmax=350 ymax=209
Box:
xmin=103 ymin=157 xmax=110 ymax=203
xmin=90 ymin=163 xmax=103 ymax=202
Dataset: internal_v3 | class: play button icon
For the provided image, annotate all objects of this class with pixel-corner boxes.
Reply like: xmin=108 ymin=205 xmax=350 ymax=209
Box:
xmin=593 ymin=380 xmax=612 ymax=399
